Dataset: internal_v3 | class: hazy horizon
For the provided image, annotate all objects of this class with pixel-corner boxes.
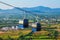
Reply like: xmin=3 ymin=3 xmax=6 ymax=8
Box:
xmin=0 ymin=0 xmax=60 ymax=9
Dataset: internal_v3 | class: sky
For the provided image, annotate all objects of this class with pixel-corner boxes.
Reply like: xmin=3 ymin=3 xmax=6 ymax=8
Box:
xmin=0 ymin=0 xmax=60 ymax=9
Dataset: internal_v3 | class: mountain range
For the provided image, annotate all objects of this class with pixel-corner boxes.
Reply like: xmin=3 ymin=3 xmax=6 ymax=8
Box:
xmin=23 ymin=6 xmax=60 ymax=13
xmin=0 ymin=6 xmax=60 ymax=15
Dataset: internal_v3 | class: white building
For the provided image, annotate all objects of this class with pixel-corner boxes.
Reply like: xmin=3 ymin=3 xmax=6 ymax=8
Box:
xmin=1 ymin=27 xmax=9 ymax=31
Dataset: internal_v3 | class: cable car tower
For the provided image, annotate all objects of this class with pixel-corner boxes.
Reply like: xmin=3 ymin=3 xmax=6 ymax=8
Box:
xmin=36 ymin=16 xmax=41 ymax=31
xmin=23 ymin=12 xmax=29 ymax=28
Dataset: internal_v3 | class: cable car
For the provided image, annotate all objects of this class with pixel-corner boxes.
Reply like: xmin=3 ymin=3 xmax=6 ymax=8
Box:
xmin=23 ymin=19 xmax=29 ymax=28
xmin=36 ymin=22 xmax=41 ymax=31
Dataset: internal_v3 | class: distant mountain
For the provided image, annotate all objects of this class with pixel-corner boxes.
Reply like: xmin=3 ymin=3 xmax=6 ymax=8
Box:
xmin=0 ymin=6 xmax=60 ymax=14
xmin=23 ymin=6 xmax=60 ymax=13
xmin=23 ymin=6 xmax=51 ymax=13
xmin=0 ymin=8 xmax=22 ymax=13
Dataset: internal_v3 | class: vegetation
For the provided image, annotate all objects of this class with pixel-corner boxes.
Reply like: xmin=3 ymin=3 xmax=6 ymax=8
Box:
xmin=0 ymin=14 xmax=60 ymax=40
xmin=0 ymin=28 xmax=59 ymax=40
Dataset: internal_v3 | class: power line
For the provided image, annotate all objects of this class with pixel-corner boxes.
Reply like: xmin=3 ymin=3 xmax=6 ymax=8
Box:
xmin=0 ymin=1 xmax=37 ymax=15
xmin=0 ymin=1 xmax=40 ymax=22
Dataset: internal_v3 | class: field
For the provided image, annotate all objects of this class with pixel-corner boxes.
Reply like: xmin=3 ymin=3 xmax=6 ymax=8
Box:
xmin=0 ymin=15 xmax=60 ymax=40
xmin=0 ymin=27 xmax=60 ymax=40
xmin=0 ymin=29 xmax=32 ymax=40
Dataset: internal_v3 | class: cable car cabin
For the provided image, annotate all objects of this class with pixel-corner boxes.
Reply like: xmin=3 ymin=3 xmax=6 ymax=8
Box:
xmin=36 ymin=22 xmax=41 ymax=31
xmin=23 ymin=19 xmax=29 ymax=28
